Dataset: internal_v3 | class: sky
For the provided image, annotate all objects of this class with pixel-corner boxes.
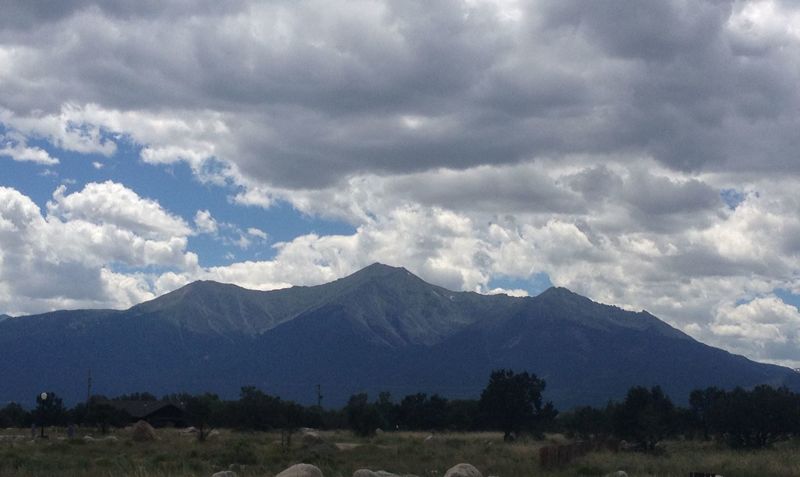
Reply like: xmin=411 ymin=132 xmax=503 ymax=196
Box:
xmin=1 ymin=0 xmax=800 ymax=367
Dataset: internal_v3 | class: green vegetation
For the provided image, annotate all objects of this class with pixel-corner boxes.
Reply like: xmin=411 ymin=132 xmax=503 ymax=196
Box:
xmin=5 ymin=371 xmax=800 ymax=476
xmin=2 ymin=428 xmax=800 ymax=477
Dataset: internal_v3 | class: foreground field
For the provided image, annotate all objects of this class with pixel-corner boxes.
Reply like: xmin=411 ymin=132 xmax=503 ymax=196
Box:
xmin=2 ymin=427 xmax=800 ymax=477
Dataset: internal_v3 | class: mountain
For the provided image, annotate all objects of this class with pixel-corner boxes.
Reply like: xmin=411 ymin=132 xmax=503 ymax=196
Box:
xmin=0 ymin=263 xmax=797 ymax=408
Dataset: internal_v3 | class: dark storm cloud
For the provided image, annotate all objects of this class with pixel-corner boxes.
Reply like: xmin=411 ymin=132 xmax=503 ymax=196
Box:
xmin=622 ymin=170 xmax=721 ymax=216
xmin=0 ymin=0 xmax=249 ymax=29
xmin=2 ymin=0 xmax=800 ymax=188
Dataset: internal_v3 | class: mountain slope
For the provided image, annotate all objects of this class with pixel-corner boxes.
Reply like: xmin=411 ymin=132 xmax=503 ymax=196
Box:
xmin=0 ymin=263 xmax=797 ymax=408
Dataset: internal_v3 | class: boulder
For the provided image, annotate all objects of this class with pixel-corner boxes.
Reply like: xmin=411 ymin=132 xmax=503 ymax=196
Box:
xmin=444 ymin=464 xmax=482 ymax=477
xmin=212 ymin=472 xmax=238 ymax=477
xmin=275 ymin=463 xmax=324 ymax=477
xmin=353 ymin=470 xmax=400 ymax=477
xmin=301 ymin=430 xmax=324 ymax=446
xmin=131 ymin=420 xmax=157 ymax=442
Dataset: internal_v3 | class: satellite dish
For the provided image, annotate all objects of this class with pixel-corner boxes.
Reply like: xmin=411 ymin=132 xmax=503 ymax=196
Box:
xmin=40 ymin=392 xmax=47 ymax=401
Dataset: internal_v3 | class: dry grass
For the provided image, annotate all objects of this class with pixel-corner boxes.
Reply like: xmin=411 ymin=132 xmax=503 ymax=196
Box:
xmin=1 ymin=427 xmax=799 ymax=477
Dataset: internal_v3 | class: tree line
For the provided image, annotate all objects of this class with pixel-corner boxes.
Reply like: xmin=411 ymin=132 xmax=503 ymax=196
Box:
xmin=3 ymin=370 xmax=800 ymax=450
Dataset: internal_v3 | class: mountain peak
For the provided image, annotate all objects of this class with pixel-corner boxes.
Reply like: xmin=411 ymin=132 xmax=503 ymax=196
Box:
xmin=331 ymin=262 xmax=421 ymax=289
xmin=356 ymin=262 xmax=409 ymax=276
xmin=537 ymin=286 xmax=585 ymax=301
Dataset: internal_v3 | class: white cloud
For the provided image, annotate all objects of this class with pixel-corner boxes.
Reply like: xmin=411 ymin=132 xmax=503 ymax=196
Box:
xmin=708 ymin=296 xmax=800 ymax=367
xmin=47 ymin=181 xmax=192 ymax=240
xmin=247 ymin=227 xmax=268 ymax=240
xmin=0 ymin=105 xmax=117 ymax=156
xmin=1 ymin=0 xmax=800 ymax=369
xmin=194 ymin=209 xmax=219 ymax=235
xmin=0 ymin=133 xmax=58 ymax=165
xmin=0 ymin=184 xmax=197 ymax=314
xmin=487 ymin=287 xmax=529 ymax=297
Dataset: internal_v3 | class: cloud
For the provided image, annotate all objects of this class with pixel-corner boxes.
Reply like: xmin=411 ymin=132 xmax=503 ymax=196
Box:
xmin=47 ymin=181 xmax=192 ymax=240
xmin=0 ymin=184 xmax=197 ymax=314
xmin=0 ymin=132 xmax=59 ymax=165
xmin=247 ymin=227 xmax=267 ymax=240
xmin=709 ymin=296 xmax=800 ymax=366
xmin=194 ymin=209 xmax=218 ymax=235
xmin=1 ymin=0 xmax=800 ymax=367
xmin=2 ymin=0 xmax=799 ymax=191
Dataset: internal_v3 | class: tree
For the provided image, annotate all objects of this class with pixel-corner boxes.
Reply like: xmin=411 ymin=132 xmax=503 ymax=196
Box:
xmin=613 ymin=386 xmax=675 ymax=451
xmin=478 ymin=369 xmax=557 ymax=441
xmin=710 ymin=385 xmax=799 ymax=448
xmin=444 ymin=399 xmax=479 ymax=431
xmin=77 ymin=398 xmax=130 ymax=434
xmin=375 ymin=391 xmax=397 ymax=430
xmin=689 ymin=387 xmax=725 ymax=440
xmin=561 ymin=405 xmax=612 ymax=440
xmin=0 ymin=402 xmax=28 ymax=428
xmin=35 ymin=392 xmax=68 ymax=436
xmin=183 ymin=393 xmax=222 ymax=442
xmin=112 ymin=392 xmax=157 ymax=401
xmin=345 ymin=393 xmax=384 ymax=436
xmin=236 ymin=386 xmax=290 ymax=430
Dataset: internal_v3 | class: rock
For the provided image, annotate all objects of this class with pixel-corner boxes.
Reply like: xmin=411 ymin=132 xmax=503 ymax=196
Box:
xmin=444 ymin=463 xmax=482 ymax=477
xmin=423 ymin=434 xmax=435 ymax=443
xmin=353 ymin=470 xmax=400 ymax=477
xmin=131 ymin=420 xmax=157 ymax=442
xmin=184 ymin=426 xmax=198 ymax=434
xmin=375 ymin=428 xmax=384 ymax=434
xmin=603 ymin=472 xmax=627 ymax=477
xmin=83 ymin=435 xmax=95 ymax=442
xmin=104 ymin=436 xmax=119 ymax=442
xmin=275 ymin=463 xmax=324 ymax=477
xmin=212 ymin=471 xmax=238 ymax=477
xmin=301 ymin=430 xmax=324 ymax=446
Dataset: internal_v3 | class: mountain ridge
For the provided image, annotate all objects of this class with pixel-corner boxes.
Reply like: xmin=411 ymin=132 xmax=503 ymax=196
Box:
xmin=0 ymin=263 xmax=797 ymax=408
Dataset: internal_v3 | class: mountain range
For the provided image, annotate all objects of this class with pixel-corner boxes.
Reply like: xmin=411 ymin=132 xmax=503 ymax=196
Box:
xmin=1 ymin=263 xmax=797 ymax=408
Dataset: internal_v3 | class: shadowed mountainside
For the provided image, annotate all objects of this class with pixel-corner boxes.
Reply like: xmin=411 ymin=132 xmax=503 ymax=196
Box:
xmin=1 ymin=263 xmax=797 ymax=408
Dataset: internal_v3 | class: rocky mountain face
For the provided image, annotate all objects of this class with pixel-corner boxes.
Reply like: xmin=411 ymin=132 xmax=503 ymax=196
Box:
xmin=1 ymin=263 xmax=797 ymax=408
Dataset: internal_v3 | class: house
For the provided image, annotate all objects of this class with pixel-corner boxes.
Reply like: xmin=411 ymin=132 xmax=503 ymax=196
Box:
xmin=97 ymin=399 xmax=187 ymax=427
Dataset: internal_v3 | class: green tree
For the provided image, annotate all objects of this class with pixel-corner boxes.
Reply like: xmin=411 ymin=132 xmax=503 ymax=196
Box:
xmin=35 ymin=392 xmax=68 ymax=436
xmin=375 ymin=391 xmax=396 ymax=430
xmin=345 ymin=393 xmax=384 ymax=436
xmin=79 ymin=398 xmax=130 ymax=434
xmin=711 ymin=385 xmax=799 ymax=448
xmin=561 ymin=405 xmax=612 ymax=440
xmin=478 ymin=369 xmax=557 ymax=441
xmin=689 ymin=386 xmax=725 ymax=440
xmin=234 ymin=386 xmax=288 ymax=430
xmin=613 ymin=386 xmax=675 ymax=451
xmin=183 ymin=393 xmax=222 ymax=442
xmin=0 ymin=402 xmax=28 ymax=428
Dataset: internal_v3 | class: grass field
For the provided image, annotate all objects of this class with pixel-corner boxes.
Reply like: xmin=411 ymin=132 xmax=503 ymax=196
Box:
xmin=1 ymin=427 xmax=799 ymax=477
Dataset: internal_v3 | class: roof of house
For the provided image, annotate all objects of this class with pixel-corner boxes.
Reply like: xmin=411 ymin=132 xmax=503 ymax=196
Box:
xmin=96 ymin=399 xmax=184 ymax=419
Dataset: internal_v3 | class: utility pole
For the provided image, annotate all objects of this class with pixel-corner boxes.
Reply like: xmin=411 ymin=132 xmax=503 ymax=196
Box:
xmin=316 ymin=384 xmax=323 ymax=408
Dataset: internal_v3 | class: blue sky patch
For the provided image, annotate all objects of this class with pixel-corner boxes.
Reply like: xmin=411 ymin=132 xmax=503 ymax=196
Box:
xmin=488 ymin=272 xmax=553 ymax=296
